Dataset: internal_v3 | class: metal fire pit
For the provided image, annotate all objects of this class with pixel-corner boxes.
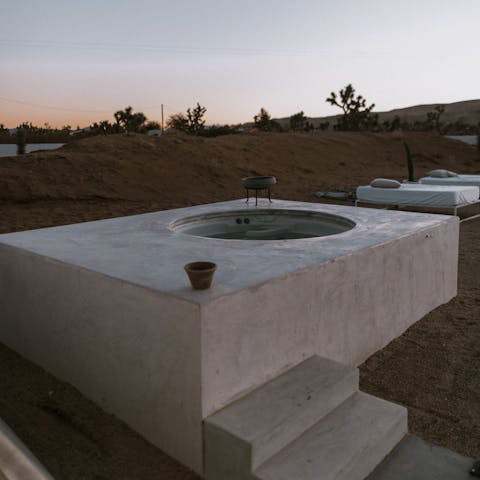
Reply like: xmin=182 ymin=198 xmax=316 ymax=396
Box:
xmin=242 ymin=176 xmax=277 ymax=206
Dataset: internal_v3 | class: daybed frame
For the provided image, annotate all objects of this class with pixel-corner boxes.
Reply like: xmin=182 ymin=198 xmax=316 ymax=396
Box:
xmin=354 ymin=199 xmax=480 ymax=219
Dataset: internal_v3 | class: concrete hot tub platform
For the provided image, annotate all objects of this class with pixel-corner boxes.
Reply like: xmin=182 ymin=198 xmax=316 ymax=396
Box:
xmin=0 ymin=200 xmax=459 ymax=475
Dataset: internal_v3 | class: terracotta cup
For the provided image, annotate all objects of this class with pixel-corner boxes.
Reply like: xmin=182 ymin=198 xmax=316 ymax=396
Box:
xmin=184 ymin=261 xmax=217 ymax=290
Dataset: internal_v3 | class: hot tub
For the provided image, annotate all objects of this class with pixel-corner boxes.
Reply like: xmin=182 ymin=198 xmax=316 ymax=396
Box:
xmin=170 ymin=209 xmax=355 ymax=240
xmin=0 ymin=199 xmax=459 ymax=474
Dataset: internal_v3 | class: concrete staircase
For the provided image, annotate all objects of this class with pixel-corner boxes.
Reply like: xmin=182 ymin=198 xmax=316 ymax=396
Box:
xmin=204 ymin=356 xmax=407 ymax=480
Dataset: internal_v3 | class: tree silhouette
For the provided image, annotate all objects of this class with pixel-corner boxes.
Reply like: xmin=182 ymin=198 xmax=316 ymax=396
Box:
xmin=253 ymin=108 xmax=281 ymax=132
xmin=166 ymin=113 xmax=189 ymax=131
xmin=166 ymin=103 xmax=207 ymax=134
xmin=114 ymin=106 xmax=147 ymax=132
xmin=289 ymin=111 xmax=307 ymax=131
xmin=425 ymin=105 xmax=445 ymax=133
xmin=326 ymin=84 xmax=376 ymax=131
xmin=186 ymin=103 xmax=207 ymax=134
xmin=90 ymin=120 xmax=120 ymax=135
xmin=144 ymin=121 xmax=161 ymax=131
xmin=382 ymin=115 xmax=402 ymax=132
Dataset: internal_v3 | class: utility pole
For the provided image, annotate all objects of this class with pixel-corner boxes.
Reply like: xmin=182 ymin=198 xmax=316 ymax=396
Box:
xmin=161 ymin=104 xmax=164 ymax=132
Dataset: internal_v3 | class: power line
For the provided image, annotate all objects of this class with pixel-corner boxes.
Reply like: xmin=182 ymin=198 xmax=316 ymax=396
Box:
xmin=0 ymin=96 xmax=112 ymax=113
xmin=0 ymin=96 xmax=168 ymax=114
xmin=0 ymin=39 xmax=402 ymax=59
xmin=0 ymin=39 xmax=313 ymax=57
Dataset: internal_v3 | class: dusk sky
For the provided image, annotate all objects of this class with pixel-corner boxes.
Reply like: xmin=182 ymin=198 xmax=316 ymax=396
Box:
xmin=1 ymin=0 xmax=479 ymax=128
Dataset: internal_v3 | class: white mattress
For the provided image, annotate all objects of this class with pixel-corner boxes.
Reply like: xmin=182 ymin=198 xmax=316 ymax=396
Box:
xmin=419 ymin=175 xmax=480 ymax=192
xmin=356 ymin=183 xmax=479 ymax=207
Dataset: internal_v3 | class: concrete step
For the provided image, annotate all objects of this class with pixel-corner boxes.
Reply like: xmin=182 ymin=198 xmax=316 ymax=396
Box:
xmin=254 ymin=392 xmax=408 ymax=480
xmin=204 ymin=356 xmax=358 ymax=479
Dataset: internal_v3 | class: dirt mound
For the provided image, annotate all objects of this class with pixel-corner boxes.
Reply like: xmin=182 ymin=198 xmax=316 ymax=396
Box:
xmin=0 ymin=131 xmax=478 ymax=210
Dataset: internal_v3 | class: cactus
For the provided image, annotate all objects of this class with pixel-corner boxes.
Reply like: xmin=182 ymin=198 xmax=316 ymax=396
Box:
xmin=16 ymin=128 xmax=26 ymax=155
xmin=403 ymin=141 xmax=414 ymax=182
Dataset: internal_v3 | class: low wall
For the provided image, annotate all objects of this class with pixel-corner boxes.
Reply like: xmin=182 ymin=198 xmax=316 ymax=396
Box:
xmin=0 ymin=246 xmax=203 ymax=473
xmin=200 ymin=219 xmax=458 ymax=416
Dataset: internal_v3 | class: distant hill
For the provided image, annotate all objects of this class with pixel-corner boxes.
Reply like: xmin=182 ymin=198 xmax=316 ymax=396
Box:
xmin=275 ymin=99 xmax=480 ymax=128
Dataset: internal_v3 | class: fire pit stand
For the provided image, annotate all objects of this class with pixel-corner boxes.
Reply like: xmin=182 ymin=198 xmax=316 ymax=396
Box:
xmin=242 ymin=176 xmax=277 ymax=206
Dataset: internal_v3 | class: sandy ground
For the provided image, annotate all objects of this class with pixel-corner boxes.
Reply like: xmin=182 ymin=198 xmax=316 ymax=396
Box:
xmin=361 ymin=217 xmax=480 ymax=458
xmin=0 ymin=131 xmax=479 ymax=479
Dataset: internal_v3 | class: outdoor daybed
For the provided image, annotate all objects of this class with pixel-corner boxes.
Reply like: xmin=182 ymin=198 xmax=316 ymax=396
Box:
xmin=419 ymin=174 xmax=480 ymax=193
xmin=356 ymin=181 xmax=480 ymax=218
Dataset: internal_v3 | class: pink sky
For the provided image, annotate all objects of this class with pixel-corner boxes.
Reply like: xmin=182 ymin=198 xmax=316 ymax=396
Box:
xmin=2 ymin=0 xmax=479 ymax=128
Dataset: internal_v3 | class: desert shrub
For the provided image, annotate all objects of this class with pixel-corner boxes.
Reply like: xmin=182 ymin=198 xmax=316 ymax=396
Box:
xmin=289 ymin=111 xmax=306 ymax=131
xmin=198 ymin=125 xmax=242 ymax=137
xmin=253 ymin=108 xmax=281 ymax=132
xmin=0 ymin=123 xmax=73 ymax=143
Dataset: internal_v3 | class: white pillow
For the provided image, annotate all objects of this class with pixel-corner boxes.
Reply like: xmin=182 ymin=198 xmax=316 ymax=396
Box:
xmin=428 ymin=169 xmax=458 ymax=178
xmin=370 ymin=178 xmax=401 ymax=189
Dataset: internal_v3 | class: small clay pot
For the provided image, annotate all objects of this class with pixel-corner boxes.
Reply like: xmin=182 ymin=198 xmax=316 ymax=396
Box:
xmin=184 ymin=261 xmax=217 ymax=290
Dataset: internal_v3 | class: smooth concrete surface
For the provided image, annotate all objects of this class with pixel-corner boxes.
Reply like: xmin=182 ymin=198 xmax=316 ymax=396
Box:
xmin=0 ymin=199 xmax=458 ymax=303
xmin=205 ymin=356 xmax=358 ymax=478
xmin=0 ymin=418 xmax=54 ymax=480
xmin=0 ymin=248 xmax=203 ymax=472
xmin=0 ymin=200 xmax=459 ymax=474
xmin=254 ymin=392 xmax=408 ymax=480
xmin=368 ymin=435 xmax=474 ymax=480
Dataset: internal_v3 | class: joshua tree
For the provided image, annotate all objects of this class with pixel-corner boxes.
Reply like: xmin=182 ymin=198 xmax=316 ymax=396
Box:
xmin=326 ymin=84 xmax=376 ymax=131
xmin=186 ymin=103 xmax=207 ymax=134
xmin=166 ymin=103 xmax=207 ymax=134
xmin=114 ymin=106 xmax=147 ymax=132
